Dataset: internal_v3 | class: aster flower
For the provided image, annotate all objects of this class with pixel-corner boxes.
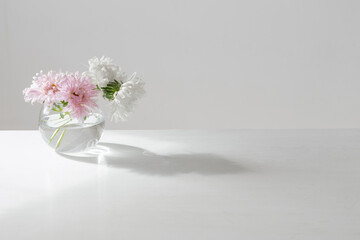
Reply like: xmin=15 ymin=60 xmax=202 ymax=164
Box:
xmin=87 ymin=56 xmax=127 ymax=87
xmin=86 ymin=56 xmax=145 ymax=122
xmin=58 ymin=72 xmax=99 ymax=120
xmin=23 ymin=71 xmax=64 ymax=105
xmin=109 ymin=73 xmax=145 ymax=122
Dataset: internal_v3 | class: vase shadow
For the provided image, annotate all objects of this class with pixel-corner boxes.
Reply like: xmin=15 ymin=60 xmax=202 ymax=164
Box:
xmin=58 ymin=142 xmax=245 ymax=176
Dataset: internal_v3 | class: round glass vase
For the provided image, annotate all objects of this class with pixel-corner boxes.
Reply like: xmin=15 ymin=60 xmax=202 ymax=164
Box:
xmin=38 ymin=105 xmax=105 ymax=155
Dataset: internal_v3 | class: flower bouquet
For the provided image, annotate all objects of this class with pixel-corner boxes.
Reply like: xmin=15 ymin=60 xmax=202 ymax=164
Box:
xmin=23 ymin=56 xmax=145 ymax=154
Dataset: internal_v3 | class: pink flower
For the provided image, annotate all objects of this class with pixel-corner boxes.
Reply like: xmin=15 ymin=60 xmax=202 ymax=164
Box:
xmin=58 ymin=72 xmax=99 ymax=120
xmin=23 ymin=71 xmax=64 ymax=105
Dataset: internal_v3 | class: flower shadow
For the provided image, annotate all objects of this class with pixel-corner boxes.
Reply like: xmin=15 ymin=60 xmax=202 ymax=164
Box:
xmin=58 ymin=142 xmax=245 ymax=176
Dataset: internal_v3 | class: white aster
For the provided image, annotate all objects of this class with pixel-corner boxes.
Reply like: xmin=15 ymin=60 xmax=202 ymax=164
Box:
xmin=87 ymin=56 xmax=127 ymax=87
xmin=110 ymin=72 xmax=145 ymax=122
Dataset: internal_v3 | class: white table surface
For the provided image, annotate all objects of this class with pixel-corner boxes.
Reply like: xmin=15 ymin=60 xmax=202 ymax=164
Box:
xmin=0 ymin=130 xmax=359 ymax=240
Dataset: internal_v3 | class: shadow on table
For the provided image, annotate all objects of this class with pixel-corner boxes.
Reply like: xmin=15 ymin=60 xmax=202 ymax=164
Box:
xmin=58 ymin=142 xmax=244 ymax=176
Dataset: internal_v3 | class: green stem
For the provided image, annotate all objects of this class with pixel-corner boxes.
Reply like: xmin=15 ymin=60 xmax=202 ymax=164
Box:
xmin=49 ymin=128 xmax=60 ymax=143
xmin=53 ymin=117 xmax=71 ymax=126
xmin=55 ymin=129 xmax=67 ymax=150
xmin=48 ymin=118 xmax=72 ymax=146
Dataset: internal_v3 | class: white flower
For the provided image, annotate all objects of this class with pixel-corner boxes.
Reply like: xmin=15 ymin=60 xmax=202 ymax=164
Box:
xmin=87 ymin=56 xmax=127 ymax=87
xmin=87 ymin=56 xmax=145 ymax=122
xmin=110 ymin=72 xmax=145 ymax=122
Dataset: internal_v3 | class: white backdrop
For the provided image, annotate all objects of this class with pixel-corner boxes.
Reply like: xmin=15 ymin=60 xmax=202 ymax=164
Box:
xmin=1 ymin=0 xmax=360 ymax=130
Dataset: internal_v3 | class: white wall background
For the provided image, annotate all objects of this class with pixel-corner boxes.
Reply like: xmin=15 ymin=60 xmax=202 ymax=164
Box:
xmin=1 ymin=0 xmax=360 ymax=130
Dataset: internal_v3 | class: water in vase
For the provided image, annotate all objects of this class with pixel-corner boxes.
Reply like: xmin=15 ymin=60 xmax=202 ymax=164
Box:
xmin=39 ymin=112 xmax=105 ymax=155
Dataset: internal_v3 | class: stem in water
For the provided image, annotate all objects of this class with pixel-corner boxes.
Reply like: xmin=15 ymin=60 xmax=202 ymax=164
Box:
xmin=56 ymin=129 xmax=67 ymax=150
xmin=48 ymin=118 xmax=72 ymax=144
xmin=49 ymin=128 xmax=60 ymax=143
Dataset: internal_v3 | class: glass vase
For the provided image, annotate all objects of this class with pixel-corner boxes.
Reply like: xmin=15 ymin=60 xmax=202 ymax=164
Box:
xmin=38 ymin=106 xmax=105 ymax=155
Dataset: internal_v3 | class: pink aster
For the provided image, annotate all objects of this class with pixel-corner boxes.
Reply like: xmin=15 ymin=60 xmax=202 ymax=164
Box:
xmin=58 ymin=72 xmax=99 ymax=120
xmin=23 ymin=71 xmax=64 ymax=105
